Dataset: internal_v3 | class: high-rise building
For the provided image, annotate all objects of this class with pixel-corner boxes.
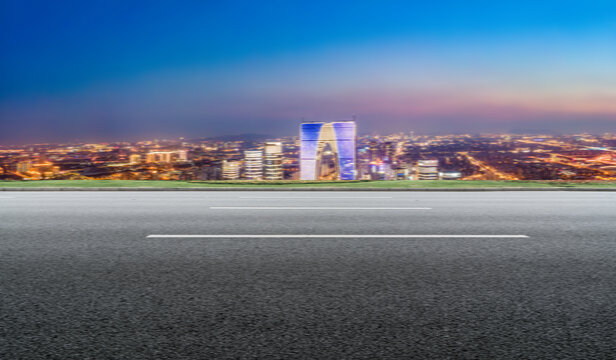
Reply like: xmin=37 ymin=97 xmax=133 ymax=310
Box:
xmin=222 ymin=160 xmax=240 ymax=180
xmin=417 ymin=160 xmax=439 ymax=180
xmin=129 ymin=154 xmax=141 ymax=164
xmin=177 ymin=150 xmax=188 ymax=161
xmin=244 ymin=150 xmax=263 ymax=180
xmin=300 ymin=121 xmax=356 ymax=180
xmin=264 ymin=142 xmax=283 ymax=180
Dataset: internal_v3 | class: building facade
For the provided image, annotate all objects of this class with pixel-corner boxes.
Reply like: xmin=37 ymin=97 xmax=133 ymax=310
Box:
xmin=417 ymin=159 xmax=439 ymax=180
xmin=145 ymin=150 xmax=187 ymax=163
xmin=300 ymin=121 xmax=356 ymax=180
xmin=263 ymin=142 xmax=283 ymax=180
xmin=243 ymin=150 xmax=263 ymax=180
xmin=129 ymin=154 xmax=142 ymax=164
xmin=222 ymin=160 xmax=240 ymax=180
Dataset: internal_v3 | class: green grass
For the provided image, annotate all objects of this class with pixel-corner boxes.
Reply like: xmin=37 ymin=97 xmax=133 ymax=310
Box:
xmin=1 ymin=179 xmax=616 ymax=188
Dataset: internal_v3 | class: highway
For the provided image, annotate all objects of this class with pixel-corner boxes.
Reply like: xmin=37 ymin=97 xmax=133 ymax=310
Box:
xmin=1 ymin=191 xmax=616 ymax=359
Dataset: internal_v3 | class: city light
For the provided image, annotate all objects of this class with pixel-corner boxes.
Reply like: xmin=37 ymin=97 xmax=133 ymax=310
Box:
xmin=1 ymin=131 xmax=615 ymax=182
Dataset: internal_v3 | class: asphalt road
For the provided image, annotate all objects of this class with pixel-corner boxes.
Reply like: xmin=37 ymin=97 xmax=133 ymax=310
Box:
xmin=1 ymin=191 xmax=615 ymax=359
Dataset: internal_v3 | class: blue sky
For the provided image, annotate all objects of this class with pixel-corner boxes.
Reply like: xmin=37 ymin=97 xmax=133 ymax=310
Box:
xmin=1 ymin=0 xmax=615 ymax=142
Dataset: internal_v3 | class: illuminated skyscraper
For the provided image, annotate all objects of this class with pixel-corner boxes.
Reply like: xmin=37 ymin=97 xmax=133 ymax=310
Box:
xmin=264 ymin=142 xmax=283 ymax=180
xmin=222 ymin=160 xmax=240 ymax=180
xmin=243 ymin=150 xmax=263 ymax=180
xmin=300 ymin=121 xmax=356 ymax=180
xmin=129 ymin=154 xmax=142 ymax=164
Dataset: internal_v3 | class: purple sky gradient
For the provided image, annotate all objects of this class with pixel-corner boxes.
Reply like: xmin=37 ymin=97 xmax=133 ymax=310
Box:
xmin=1 ymin=1 xmax=615 ymax=143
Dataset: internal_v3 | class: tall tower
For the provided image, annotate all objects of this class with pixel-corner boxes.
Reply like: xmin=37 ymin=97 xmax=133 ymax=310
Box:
xmin=243 ymin=150 xmax=263 ymax=180
xmin=300 ymin=121 xmax=356 ymax=180
xmin=263 ymin=142 xmax=283 ymax=180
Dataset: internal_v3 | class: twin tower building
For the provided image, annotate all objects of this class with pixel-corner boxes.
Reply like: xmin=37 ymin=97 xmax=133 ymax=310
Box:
xmin=300 ymin=121 xmax=356 ymax=180
xmin=239 ymin=120 xmax=357 ymax=181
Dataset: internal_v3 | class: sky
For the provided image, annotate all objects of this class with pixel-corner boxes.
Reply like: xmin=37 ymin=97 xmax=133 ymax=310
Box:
xmin=1 ymin=0 xmax=615 ymax=143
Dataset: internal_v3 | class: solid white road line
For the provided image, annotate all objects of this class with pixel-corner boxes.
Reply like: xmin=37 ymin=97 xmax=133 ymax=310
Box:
xmin=238 ymin=196 xmax=394 ymax=199
xmin=147 ymin=235 xmax=529 ymax=239
xmin=210 ymin=207 xmax=431 ymax=210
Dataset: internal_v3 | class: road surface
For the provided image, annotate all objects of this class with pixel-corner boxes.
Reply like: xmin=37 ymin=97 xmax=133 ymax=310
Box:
xmin=1 ymin=191 xmax=615 ymax=359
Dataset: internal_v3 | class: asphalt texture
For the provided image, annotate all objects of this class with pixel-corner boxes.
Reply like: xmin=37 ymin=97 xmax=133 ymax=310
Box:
xmin=1 ymin=191 xmax=615 ymax=359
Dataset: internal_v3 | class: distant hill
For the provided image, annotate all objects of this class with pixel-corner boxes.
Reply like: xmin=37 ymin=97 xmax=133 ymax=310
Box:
xmin=509 ymin=129 xmax=560 ymax=135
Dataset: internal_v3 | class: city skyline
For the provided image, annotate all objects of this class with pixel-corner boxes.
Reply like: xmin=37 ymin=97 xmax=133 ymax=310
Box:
xmin=1 ymin=1 xmax=616 ymax=144
xmin=2 ymin=130 xmax=615 ymax=182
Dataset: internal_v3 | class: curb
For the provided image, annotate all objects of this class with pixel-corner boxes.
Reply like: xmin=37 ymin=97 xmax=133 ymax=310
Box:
xmin=1 ymin=187 xmax=616 ymax=191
